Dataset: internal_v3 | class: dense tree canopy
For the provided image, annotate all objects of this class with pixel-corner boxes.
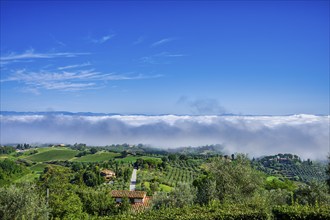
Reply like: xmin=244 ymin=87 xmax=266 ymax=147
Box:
xmin=0 ymin=183 xmax=49 ymax=220
xmin=204 ymin=154 xmax=264 ymax=203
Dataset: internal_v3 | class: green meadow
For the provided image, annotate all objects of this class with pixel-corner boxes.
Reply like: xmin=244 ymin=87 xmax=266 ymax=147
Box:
xmin=72 ymin=151 xmax=121 ymax=162
xmin=24 ymin=148 xmax=79 ymax=162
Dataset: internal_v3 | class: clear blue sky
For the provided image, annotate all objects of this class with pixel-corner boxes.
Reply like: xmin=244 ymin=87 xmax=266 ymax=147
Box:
xmin=1 ymin=0 xmax=329 ymax=115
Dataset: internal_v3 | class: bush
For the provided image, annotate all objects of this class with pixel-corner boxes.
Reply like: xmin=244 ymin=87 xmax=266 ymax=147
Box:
xmin=273 ymin=205 xmax=330 ymax=220
xmin=105 ymin=204 xmax=269 ymax=220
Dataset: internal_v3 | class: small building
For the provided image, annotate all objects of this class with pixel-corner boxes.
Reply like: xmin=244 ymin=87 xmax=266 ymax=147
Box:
xmin=111 ymin=190 xmax=146 ymax=204
xmin=100 ymin=169 xmax=116 ymax=181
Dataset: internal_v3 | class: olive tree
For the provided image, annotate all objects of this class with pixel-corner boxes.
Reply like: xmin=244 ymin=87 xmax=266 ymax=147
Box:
xmin=205 ymin=154 xmax=264 ymax=203
xmin=0 ymin=183 xmax=49 ymax=220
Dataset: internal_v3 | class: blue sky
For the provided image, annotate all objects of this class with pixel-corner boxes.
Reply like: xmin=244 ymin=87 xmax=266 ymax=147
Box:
xmin=1 ymin=0 xmax=329 ymax=115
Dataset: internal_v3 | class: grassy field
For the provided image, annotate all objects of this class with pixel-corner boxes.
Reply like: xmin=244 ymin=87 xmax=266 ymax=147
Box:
xmin=116 ymin=156 xmax=138 ymax=163
xmin=24 ymin=148 xmax=79 ymax=162
xmin=72 ymin=151 xmax=121 ymax=162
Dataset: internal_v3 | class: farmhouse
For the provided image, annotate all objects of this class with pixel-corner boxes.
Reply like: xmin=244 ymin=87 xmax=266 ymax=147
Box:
xmin=111 ymin=190 xmax=146 ymax=204
xmin=100 ymin=169 xmax=116 ymax=181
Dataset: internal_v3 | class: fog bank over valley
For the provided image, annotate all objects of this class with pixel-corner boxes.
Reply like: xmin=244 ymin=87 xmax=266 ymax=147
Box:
xmin=1 ymin=113 xmax=329 ymax=160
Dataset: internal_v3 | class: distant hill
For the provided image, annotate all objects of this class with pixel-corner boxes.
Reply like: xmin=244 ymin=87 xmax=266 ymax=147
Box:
xmin=253 ymin=153 xmax=327 ymax=183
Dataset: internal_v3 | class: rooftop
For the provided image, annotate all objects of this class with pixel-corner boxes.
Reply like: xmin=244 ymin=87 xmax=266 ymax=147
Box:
xmin=111 ymin=190 xmax=146 ymax=199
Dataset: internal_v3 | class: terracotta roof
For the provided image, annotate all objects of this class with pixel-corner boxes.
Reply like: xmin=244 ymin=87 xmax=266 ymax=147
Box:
xmin=111 ymin=190 xmax=146 ymax=199
xmin=132 ymin=196 xmax=152 ymax=212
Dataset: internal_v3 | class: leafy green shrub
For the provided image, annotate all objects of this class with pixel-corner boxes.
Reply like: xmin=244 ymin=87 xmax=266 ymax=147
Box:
xmin=105 ymin=204 xmax=269 ymax=220
xmin=273 ymin=205 xmax=330 ymax=220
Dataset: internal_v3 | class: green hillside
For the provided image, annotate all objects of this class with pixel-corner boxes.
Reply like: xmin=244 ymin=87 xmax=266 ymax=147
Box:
xmin=72 ymin=151 xmax=120 ymax=162
xmin=24 ymin=148 xmax=79 ymax=162
xmin=254 ymin=153 xmax=327 ymax=183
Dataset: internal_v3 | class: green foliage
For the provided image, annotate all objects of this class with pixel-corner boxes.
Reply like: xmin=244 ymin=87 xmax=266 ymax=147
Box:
xmin=71 ymin=143 xmax=87 ymax=151
xmin=193 ymin=174 xmax=216 ymax=205
xmin=75 ymin=151 xmax=89 ymax=157
xmin=2 ymin=146 xmax=329 ymax=219
xmin=171 ymin=182 xmax=196 ymax=207
xmin=39 ymin=165 xmax=87 ymax=219
xmin=0 ymin=159 xmax=29 ymax=186
xmin=152 ymin=182 xmax=195 ymax=209
xmin=90 ymin=148 xmax=98 ymax=154
xmin=16 ymin=143 xmax=32 ymax=150
xmin=134 ymin=157 xmax=162 ymax=169
xmin=119 ymin=197 xmax=131 ymax=213
xmin=151 ymin=191 xmax=175 ymax=210
xmin=78 ymin=165 xmax=104 ymax=187
xmin=254 ymin=155 xmax=327 ymax=183
xmin=293 ymin=181 xmax=330 ymax=206
xmin=273 ymin=205 xmax=330 ymax=220
xmin=76 ymin=187 xmax=117 ymax=216
xmin=0 ymin=183 xmax=49 ymax=220
xmin=159 ymin=183 xmax=172 ymax=192
xmin=244 ymin=188 xmax=292 ymax=214
xmin=206 ymin=154 xmax=264 ymax=203
xmin=107 ymin=204 xmax=269 ymax=220
xmin=123 ymin=167 xmax=132 ymax=182
xmin=265 ymin=177 xmax=296 ymax=191
xmin=0 ymin=146 xmax=16 ymax=154
xmin=39 ymin=165 xmax=72 ymax=187
xmin=49 ymin=188 xmax=86 ymax=219
xmin=168 ymin=154 xmax=178 ymax=161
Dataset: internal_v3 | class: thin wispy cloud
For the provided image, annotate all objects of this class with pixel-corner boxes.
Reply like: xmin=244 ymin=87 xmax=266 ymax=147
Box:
xmin=41 ymin=82 xmax=97 ymax=91
xmin=58 ymin=62 xmax=91 ymax=70
xmin=139 ymin=52 xmax=186 ymax=64
xmin=156 ymin=52 xmax=186 ymax=57
xmin=91 ymin=34 xmax=115 ymax=44
xmin=1 ymin=69 xmax=162 ymax=93
xmin=151 ymin=38 xmax=174 ymax=47
xmin=0 ymin=49 xmax=89 ymax=62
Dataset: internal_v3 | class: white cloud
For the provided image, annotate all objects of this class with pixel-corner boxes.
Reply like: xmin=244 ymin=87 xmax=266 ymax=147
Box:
xmin=1 ymin=69 xmax=162 ymax=92
xmin=0 ymin=49 xmax=89 ymax=62
xmin=151 ymin=38 xmax=174 ymax=47
xmin=0 ymin=114 xmax=328 ymax=160
xmin=58 ymin=62 xmax=91 ymax=70
xmin=91 ymin=34 xmax=115 ymax=44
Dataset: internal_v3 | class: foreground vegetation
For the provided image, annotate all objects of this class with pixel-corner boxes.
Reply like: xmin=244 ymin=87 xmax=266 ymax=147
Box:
xmin=0 ymin=144 xmax=329 ymax=219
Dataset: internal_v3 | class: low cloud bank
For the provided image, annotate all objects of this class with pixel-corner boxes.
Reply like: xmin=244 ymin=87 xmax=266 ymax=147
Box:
xmin=0 ymin=114 xmax=329 ymax=159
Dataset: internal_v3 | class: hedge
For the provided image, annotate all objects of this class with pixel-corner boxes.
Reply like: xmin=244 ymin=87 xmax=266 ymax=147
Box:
xmin=105 ymin=205 xmax=268 ymax=220
xmin=273 ymin=205 xmax=330 ymax=220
